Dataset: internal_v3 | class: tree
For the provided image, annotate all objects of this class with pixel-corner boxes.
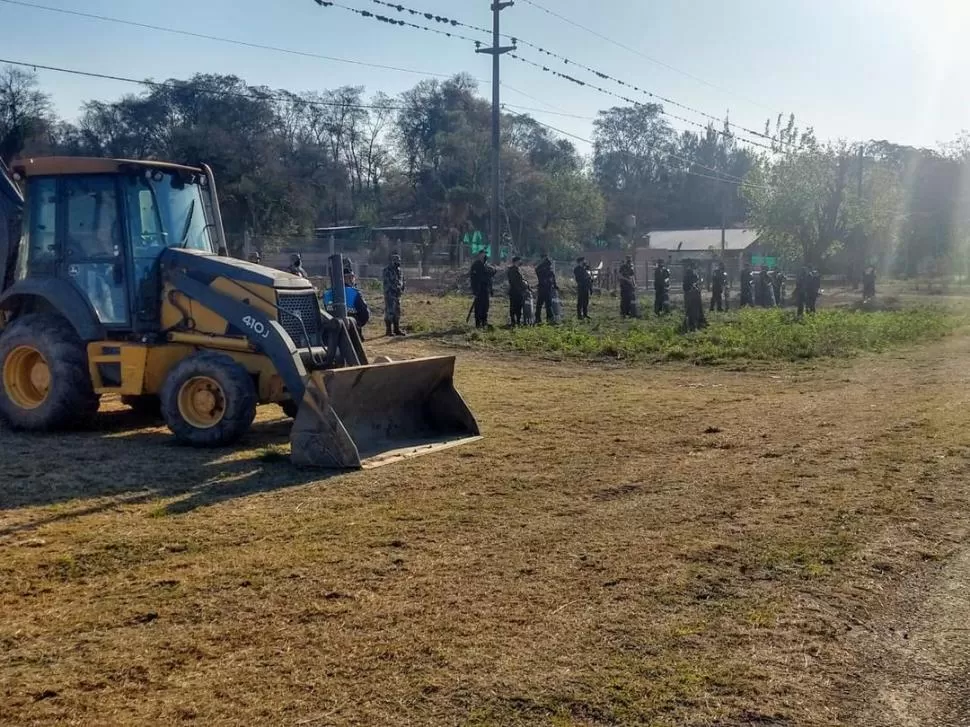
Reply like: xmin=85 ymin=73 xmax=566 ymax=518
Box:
xmin=593 ymin=104 xmax=674 ymax=235
xmin=746 ymin=141 xmax=858 ymax=267
xmin=0 ymin=67 xmax=53 ymax=162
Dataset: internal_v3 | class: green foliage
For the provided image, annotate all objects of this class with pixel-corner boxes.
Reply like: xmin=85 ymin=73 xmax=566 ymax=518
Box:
xmin=446 ymin=305 xmax=959 ymax=364
xmin=593 ymin=105 xmax=755 ymax=237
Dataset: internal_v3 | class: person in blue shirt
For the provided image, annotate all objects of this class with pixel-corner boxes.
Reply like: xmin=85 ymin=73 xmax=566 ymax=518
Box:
xmin=324 ymin=266 xmax=371 ymax=337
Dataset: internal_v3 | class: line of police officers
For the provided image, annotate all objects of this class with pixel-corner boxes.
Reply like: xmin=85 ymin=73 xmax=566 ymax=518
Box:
xmin=467 ymin=252 xmax=829 ymax=327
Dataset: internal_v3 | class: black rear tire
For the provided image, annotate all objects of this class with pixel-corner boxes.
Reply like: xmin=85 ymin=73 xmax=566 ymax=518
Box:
xmin=0 ymin=313 xmax=99 ymax=431
xmin=160 ymin=352 xmax=256 ymax=447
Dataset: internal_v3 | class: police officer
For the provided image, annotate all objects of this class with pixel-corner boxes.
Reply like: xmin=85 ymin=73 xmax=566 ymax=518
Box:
xmin=862 ymin=266 xmax=876 ymax=301
xmin=324 ymin=266 xmax=371 ymax=337
xmin=794 ymin=267 xmax=810 ymax=316
xmin=772 ymin=268 xmax=785 ymax=307
xmin=808 ymin=269 xmax=821 ymax=313
xmin=653 ymin=259 xmax=670 ymax=316
xmin=757 ymin=268 xmax=775 ymax=307
xmin=710 ymin=262 xmax=728 ymax=312
xmin=287 ymin=253 xmax=307 ymax=278
xmin=507 ymin=256 xmax=527 ymax=326
xmin=382 ymin=253 xmax=405 ymax=336
xmin=740 ymin=264 xmax=754 ymax=307
xmin=684 ymin=277 xmax=707 ymax=332
xmin=469 ymin=250 xmax=496 ymax=328
xmin=682 ymin=261 xmax=699 ymax=295
xmin=574 ymin=256 xmax=593 ymax=320
xmin=618 ymin=256 xmax=637 ymax=318
xmin=535 ymin=252 xmax=557 ymax=324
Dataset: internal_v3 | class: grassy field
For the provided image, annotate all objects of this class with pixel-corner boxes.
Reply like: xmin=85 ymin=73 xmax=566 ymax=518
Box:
xmin=2 ymin=286 xmax=970 ymax=725
xmin=402 ymin=288 xmax=964 ymax=365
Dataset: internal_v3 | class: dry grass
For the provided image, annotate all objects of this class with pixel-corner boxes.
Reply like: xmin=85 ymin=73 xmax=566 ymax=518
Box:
xmin=2 ymin=296 xmax=970 ymax=725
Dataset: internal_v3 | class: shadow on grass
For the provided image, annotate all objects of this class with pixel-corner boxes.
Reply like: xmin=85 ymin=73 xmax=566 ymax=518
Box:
xmin=0 ymin=406 xmax=343 ymax=527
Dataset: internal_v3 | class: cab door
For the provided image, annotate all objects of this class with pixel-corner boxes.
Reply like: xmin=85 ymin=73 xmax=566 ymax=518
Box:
xmin=61 ymin=175 xmax=130 ymax=327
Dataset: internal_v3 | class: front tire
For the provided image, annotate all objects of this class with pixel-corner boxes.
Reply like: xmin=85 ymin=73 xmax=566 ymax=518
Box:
xmin=0 ymin=313 xmax=99 ymax=431
xmin=160 ymin=352 xmax=257 ymax=447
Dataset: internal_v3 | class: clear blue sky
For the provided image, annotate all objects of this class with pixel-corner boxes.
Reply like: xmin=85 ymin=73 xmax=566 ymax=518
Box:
xmin=2 ymin=0 xmax=969 ymax=152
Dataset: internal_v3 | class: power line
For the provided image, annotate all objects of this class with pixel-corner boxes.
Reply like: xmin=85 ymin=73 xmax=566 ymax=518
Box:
xmin=310 ymin=0 xmax=777 ymax=152
xmin=0 ymin=57 xmax=587 ymax=124
xmin=507 ymin=53 xmax=776 ymax=152
xmin=518 ymin=0 xmax=773 ymax=113
xmin=357 ymin=0 xmax=794 ymax=149
xmin=370 ymin=0 xmax=491 ymax=36
xmin=0 ymin=0 xmax=456 ymax=78
xmin=0 ymin=58 xmax=410 ymax=113
xmin=1 ymin=54 xmax=760 ymax=189
xmin=503 ymin=107 xmax=766 ymax=190
xmin=315 ymin=0 xmax=483 ymax=43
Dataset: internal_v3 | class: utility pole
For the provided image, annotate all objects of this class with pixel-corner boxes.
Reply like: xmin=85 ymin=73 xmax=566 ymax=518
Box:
xmin=476 ymin=2 xmax=515 ymax=263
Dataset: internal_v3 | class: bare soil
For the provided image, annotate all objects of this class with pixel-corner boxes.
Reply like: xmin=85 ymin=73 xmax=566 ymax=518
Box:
xmin=2 ymin=321 xmax=970 ymax=725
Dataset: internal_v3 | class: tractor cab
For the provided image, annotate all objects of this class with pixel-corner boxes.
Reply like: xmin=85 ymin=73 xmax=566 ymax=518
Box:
xmin=5 ymin=157 xmax=226 ymax=336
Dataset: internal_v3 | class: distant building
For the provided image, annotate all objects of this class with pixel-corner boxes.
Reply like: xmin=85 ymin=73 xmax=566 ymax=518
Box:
xmin=580 ymin=228 xmax=767 ymax=290
xmin=645 ymin=228 xmax=760 ymax=264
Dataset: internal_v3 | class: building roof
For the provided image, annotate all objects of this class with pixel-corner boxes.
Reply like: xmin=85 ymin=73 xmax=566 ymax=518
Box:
xmin=647 ymin=228 xmax=759 ymax=252
xmin=314 ymin=226 xmax=367 ymax=234
xmin=372 ymin=226 xmax=435 ymax=232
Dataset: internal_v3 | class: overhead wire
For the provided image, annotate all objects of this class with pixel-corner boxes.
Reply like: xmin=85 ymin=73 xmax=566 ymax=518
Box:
xmin=506 ymin=53 xmax=776 ymax=152
xmin=0 ymin=58 xmax=412 ymax=112
xmin=314 ymin=0 xmax=483 ymax=43
xmin=0 ymin=0 xmax=457 ymax=78
xmin=518 ymin=0 xmax=774 ymax=113
xmin=353 ymin=0 xmax=795 ymax=150
xmin=503 ymin=107 xmax=766 ymax=190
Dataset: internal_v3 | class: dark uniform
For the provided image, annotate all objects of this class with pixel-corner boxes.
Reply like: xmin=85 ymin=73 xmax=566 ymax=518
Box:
xmin=682 ymin=265 xmax=699 ymax=294
xmin=757 ymin=269 xmax=775 ymax=308
xmin=383 ymin=256 xmax=405 ymax=336
xmin=772 ymin=270 xmax=785 ymax=307
xmin=619 ymin=258 xmax=637 ymax=318
xmin=710 ymin=265 xmax=728 ymax=312
xmin=807 ymin=269 xmax=821 ymax=312
xmin=535 ymin=257 xmax=557 ymax=323
xmin=684 ymin=282 xmax=707 ymax=332
xmin=573 ymin=259 xmax=593 ymax=319
xmin=507 ymin=261 xmax=527 ymax=325
xmin=469 ymin=256 xmax=496 ymax=328
xmin=862 ymin=267 xmax=876 ymax=300
xmin=654 ymin=262 xmax=670 ymax=316
xmin=740 ymin=266 xmax=754 ymax=307
xmin=287 ymin=254 xmax=308 ymax=279
xmin=795 ymin=268 xmax=811 ymax=316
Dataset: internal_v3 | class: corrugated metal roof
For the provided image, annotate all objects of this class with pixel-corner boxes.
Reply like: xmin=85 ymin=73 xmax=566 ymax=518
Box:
xmin=647 ymin=228 xmax=759 ymax=252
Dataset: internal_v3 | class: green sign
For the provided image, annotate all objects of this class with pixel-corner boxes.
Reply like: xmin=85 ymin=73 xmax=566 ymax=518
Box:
xmin=751 ymin=255 xmax=777 ymax=267
xmin=464 ymin=230 xmax=510 ymax=260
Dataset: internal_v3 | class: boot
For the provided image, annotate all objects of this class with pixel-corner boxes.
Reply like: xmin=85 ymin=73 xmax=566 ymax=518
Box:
xmin=393 ymin=317 xmax=406 ymax=336
xmin=385 ymin=321 xmax=393 ymax=337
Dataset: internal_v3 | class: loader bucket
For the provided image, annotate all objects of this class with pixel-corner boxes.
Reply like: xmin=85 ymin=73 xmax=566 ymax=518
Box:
xmin=290 ymin=356 xmax=481 ymax=469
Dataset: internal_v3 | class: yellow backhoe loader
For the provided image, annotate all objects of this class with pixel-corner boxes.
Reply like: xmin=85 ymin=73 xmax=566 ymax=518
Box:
xmin=0 ymin=157 xmax=480 ymax=467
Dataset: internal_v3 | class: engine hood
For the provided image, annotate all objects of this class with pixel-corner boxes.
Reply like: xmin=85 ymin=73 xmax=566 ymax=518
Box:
xmin=161 ymin=248 xmax=315 ymax=290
